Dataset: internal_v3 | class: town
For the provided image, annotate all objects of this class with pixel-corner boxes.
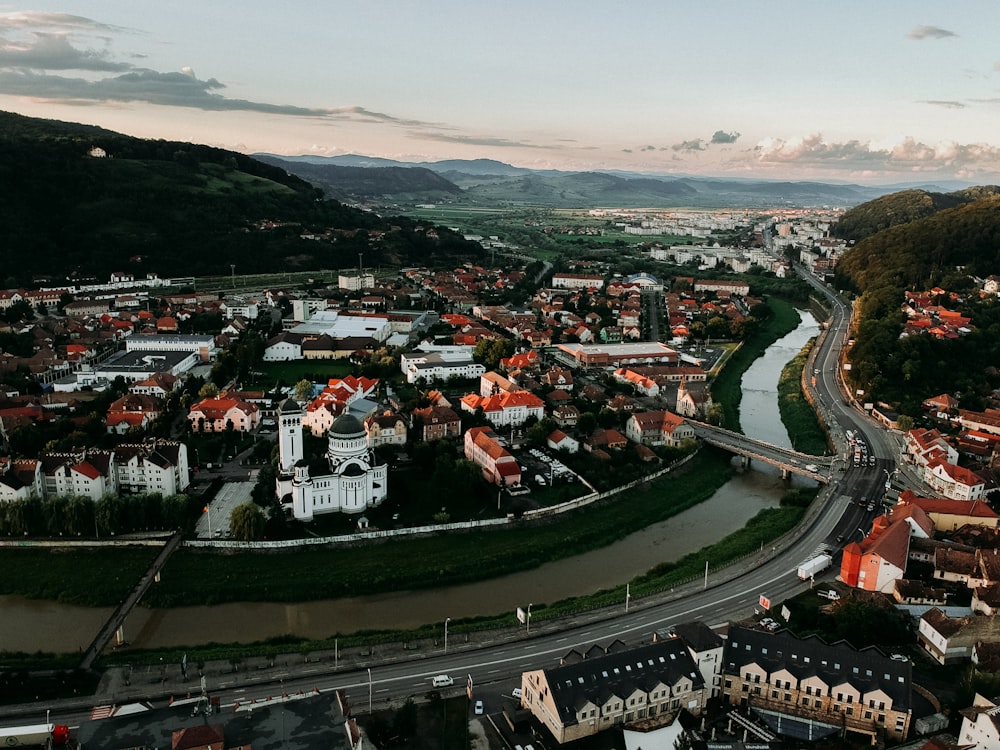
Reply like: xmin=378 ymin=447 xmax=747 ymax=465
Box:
xmin=2 ymin=206 xmax=1000 ymax=750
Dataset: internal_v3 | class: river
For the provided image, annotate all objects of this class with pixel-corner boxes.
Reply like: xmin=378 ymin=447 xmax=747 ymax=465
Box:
xmin=0 ymin=312 xmax=820 ymax=652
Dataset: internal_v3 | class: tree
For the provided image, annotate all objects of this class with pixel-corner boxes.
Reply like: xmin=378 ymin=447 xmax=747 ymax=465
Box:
xmin=230 ymin=501 xmax=266 ymax=542
xmin=293 ymin=378 xmax=314 ymax=403
xmin=198 ymin=382 xmax=219 ymax=399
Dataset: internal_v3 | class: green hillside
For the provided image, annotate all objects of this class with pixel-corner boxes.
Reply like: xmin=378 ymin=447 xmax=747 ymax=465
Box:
xmin=0 ymin=111 xmax=481 ymax=284
xmin=831 ymin=186 xmax=1000 ymax=242
xmin=832 ymin=191 xmax=1000 ymax=413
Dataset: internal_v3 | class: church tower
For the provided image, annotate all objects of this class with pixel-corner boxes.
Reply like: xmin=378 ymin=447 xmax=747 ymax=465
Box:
xmin=276 ymin=397 xmax=303 ymax=500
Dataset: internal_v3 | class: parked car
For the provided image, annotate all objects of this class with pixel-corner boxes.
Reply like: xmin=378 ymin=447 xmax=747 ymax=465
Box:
xmin=474 ymin=700 xmax=484 ymax=715
xmin=511 ymin=687 xmax=523 ymax=699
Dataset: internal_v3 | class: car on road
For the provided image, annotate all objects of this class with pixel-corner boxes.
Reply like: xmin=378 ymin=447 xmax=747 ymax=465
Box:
xmin=511 ymin=687 xmax=522 ymax=699
xmin=431 ymin=675 xmax=454 ymax=687
xmin=474 ymin=700 xmax=484 ymax=715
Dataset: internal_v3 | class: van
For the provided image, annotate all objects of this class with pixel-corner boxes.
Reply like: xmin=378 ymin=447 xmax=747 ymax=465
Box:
xmin=431 ymin=675 xmax=454 ymax=687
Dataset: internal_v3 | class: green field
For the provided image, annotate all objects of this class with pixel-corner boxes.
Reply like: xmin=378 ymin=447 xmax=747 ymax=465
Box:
xmin=248 ymin=359 xmax=354 ymax=389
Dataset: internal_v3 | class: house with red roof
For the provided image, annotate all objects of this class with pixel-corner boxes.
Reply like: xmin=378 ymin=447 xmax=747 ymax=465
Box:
xmin=188 ymin=396 xmax=259 ymax=432
xmin=546 ymin=429 xmax=579 ymax=454
xmin=896 ymin=490 xmax=999 ymax=532
xmin=926 ymin=460 xmax=988 ymax=502
xmin=840 ymin=513 xmax=911 ymax=593
xmin=301 ymin=375 xmax=379 ymax=436
xmin=464 ymin=426 xmax=521 ymax=487
xmin=624 ymin=410 xmax=696 ymax=447
xmin=460 ymin=390 xmax=545 ymax=427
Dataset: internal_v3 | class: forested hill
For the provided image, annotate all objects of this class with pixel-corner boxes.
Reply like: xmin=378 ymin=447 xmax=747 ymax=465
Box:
xmin=832 ymin=188 xmax=1000 ymax=415
xmin=831 ymin=186 xmax=1000 ymax=243
xmin=0 ymin=111 xmax=481 ymax=285
xmin=834 ymin=193 xmax=1000 ymax=300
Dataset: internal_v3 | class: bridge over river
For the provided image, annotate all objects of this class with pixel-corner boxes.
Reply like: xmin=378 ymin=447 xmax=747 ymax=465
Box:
xmin=689 ymin=422 xmax=834 ymax=483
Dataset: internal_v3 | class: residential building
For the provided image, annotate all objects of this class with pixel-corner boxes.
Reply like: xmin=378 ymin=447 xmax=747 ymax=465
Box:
xmin=411 ymin=405 xmax=462 ymax=442
xmin=188 ymin=396 xmax=260 ymax=433
xmin=625 ymin=411 xmax=696 ymax=448
xmin=897 ymin=491 xmax=999 ymax=532
xmin=925 ymin=460 xmax=988 ymax=502
xmin=364 ymin=412 xmax=407 ymax=448
xmin=551 ymin=273 xmax=605 ymax=290
xmin=400 ymin=352 xmax=485 ymax=384
xmin=959 ymin=693 xmax=1000 ymax=748
xmin=547 ymin=429 xmax=579 ymax=454
xmin=460 ymin=390 xmax=545 ymax=428
xmin=464 ymin=427 xmax=521 ymax=487
xmin=520 ymin=637 xmax=706 ymax=744
xmin=720 ymin=624 xmax=913 ymax=743
xmin=918 ymin=608 xmax=1000 ymax=665
xmin=840 ymin=514 xmax=911 ymax=593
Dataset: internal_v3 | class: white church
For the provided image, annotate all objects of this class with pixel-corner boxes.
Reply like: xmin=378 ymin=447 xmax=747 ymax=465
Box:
xmin=275 ymin=398 xmax=388 ymax=521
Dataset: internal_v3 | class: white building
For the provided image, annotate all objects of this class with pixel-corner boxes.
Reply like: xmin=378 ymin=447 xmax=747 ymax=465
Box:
xmin=400 ymin=352 xmax=485 ymax=384
xmin=275 ymin=399 xmax=388 ymax=521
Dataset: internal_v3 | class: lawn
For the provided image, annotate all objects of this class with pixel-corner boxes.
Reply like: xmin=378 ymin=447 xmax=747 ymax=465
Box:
xmin=249 ymin=359 xmax=354 ymax=389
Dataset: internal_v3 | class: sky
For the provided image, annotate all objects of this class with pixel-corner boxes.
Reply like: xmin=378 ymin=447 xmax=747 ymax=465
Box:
xmin=1 ymin=2 xmax=999 ymax=184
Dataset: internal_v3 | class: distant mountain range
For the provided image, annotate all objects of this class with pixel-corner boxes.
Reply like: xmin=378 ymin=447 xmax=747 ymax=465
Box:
xmin=255 ymin=153 xmax=973 ymax=210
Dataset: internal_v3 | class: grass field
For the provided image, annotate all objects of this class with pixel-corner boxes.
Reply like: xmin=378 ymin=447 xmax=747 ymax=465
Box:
xmin=248 ymin=359 xmax=354 ymax=389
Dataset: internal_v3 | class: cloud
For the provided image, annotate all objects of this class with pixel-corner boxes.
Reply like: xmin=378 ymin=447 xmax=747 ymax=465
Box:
xmin=907 ymin=25 xmax=957 ymax=40
xmin=921 ymin=100 xmax=966 ymax=109
xmin=413 ymin=130 xmax=553 ymax=149
xmin=710 ymin=130 xmax=740 ymax=144
xmin=753 ymin=133 xmax=1000 ymax=175
xmin=672 ymin=139 xmax=705 ymax=152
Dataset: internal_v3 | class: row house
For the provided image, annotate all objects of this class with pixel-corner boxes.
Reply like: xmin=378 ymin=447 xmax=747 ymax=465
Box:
xmin=625 ymin=411 xmax=695 ymax=448
xmin=551 ymin=273 xmax=605 ymax=290
xmin=721 ymin=625 xmax=913 ymax=743
xmin=520 ymin=637 xmax=705 ymax=744
xmin=460 ymin=390 xmax=545 ymax=428
xmin=129 ymin=371 xmax=179 ymax=397
xmin=958 ymin=408 xmax=1000 ymax=437
xmin=959 ymin=694 xmax=1000 ymax=748
xmin=463 ymin=427 xmax=521 ymax=487
xmin=400 ymin=352 xmax=486 ymax=384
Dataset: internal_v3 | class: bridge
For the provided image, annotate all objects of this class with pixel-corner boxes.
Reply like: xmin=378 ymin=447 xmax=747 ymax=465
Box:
xmin=689 ymin=422 xmax=834 ymax=483
xmin=80 ymin=531 xmax=184 ymax=671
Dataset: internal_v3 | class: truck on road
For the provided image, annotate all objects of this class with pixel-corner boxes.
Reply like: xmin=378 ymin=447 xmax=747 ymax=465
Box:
xmin=797 ymin=553 xmax=833 ymax=580
xmin=0 ymin=723 xmax=70 ymax=747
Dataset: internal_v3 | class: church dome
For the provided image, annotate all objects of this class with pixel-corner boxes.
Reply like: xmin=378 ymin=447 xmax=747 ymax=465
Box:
xmin=330 ymin=413 xmax=365 ymax=437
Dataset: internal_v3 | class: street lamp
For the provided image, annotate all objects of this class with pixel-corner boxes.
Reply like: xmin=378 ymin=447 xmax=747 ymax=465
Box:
xmin=368 ymin=667 xmax=372 ymax=714
xmin=444 ymin=617 xmax=451 ymax=653
xmin=526 ymin=603 xmax=532 ymax=634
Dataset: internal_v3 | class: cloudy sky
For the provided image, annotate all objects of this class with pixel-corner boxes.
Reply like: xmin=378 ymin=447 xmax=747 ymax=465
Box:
xmin=1 ymin=2 xmax=999 ymax=183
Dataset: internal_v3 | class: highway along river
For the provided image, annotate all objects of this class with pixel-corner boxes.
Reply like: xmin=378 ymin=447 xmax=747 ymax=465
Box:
xmin=0 ymin=312 xmax=821 ymax=652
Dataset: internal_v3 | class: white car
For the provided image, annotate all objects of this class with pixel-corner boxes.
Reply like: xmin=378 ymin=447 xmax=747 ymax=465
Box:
xmin=474 ymin=700 xmax=484 ymax=715
xmin=511 ymin=687 xmax=523 ymax=699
